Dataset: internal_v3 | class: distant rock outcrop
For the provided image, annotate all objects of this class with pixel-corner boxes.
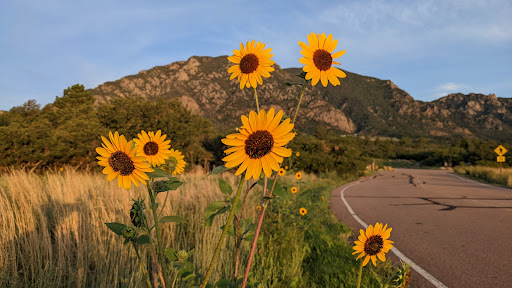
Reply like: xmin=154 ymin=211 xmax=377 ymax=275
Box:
xmin=88 ymin=56 xmax=512 ymax=142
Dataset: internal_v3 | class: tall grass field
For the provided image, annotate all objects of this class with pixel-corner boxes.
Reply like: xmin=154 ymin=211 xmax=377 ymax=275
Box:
xmin=454 ymin=166 xmax=512 ymax=187
xmin=0 ymin=168 xmax=389 ymax=287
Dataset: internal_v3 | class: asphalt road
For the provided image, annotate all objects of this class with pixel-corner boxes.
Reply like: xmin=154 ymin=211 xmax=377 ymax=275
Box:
xmin=329 ymin=169 xmax=512 ymax=288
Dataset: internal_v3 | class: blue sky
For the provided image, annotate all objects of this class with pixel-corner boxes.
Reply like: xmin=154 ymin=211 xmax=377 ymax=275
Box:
xmin=1 ymin=0 xmax=511 ymax=110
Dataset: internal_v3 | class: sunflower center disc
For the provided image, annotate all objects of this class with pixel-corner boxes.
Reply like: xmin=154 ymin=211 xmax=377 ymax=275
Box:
xmin=108 ymin=151 xmax=136 ymax=176
xmin=239 ymin=53 xmax=259 ymax=74
xmin=245 ymin=130 xmax=274 ymax=159
xmin=143 ymin=141 xmax=159 ymax=156
xmin=364 ymin=235 xmax=384 ymax=256
xmin=313 ymin=49 xmax=332 ymax=71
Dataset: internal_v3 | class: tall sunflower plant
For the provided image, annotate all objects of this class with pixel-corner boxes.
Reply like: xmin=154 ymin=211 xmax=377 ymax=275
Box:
xmin=200 ymin=33 xmax=348 ymax=288
xmin=97 ymin=130 xmax=194 ymax=288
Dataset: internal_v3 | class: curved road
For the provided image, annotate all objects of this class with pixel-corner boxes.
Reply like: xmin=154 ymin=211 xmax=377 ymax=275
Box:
xmin=330 ymin=169 xmax=512 ymax=288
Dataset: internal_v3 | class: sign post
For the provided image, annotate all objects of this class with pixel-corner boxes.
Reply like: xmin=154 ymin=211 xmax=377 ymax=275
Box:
xmin=494 ymin=145 xmax=508 ymax=174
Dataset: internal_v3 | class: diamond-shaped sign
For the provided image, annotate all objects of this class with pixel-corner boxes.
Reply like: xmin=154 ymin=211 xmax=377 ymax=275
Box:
xmin=494 ymin=145 xmax=508 ymax=156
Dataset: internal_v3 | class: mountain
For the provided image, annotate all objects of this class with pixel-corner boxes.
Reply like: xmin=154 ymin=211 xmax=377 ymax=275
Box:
xmin=88 ymin=56 xmax=512 ymax=142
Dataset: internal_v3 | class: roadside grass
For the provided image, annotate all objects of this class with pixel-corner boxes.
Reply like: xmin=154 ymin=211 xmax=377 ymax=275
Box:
xmin=453 ymin=165 xmax=512 ymax=188
xmin=0 ymin=168 xmax=390 ymax=287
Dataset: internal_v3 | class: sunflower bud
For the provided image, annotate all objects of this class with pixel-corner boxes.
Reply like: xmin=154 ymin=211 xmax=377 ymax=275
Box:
xmin=130 ymin=199 xmax=146 ymax=228
xmin=122 ymin=227 xmax=137 ymax=240
xmin=177 ymin=250 xmax=188 ymax=261
xmin=163 ymin=156 xmax=178 ymax=175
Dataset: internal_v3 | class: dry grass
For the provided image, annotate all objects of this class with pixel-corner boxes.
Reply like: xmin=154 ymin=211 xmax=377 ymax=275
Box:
xmin=0 ymin=168 xmax=260 ymax=287
xmin=454 ymin=165 xmax=512 ymax=187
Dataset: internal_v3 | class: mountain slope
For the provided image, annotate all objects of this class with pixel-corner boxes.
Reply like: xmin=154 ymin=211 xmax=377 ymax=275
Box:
xmin=88 ymin=56 xmax=512 ymax=142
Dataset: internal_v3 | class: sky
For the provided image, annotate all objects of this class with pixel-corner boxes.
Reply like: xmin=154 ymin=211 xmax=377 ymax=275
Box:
xmin=0 ymin=0 xmax=511 ymax=110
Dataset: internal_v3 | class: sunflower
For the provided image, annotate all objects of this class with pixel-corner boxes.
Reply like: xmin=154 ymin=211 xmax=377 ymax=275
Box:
xmin=278 ymin=168 xmax=286 ymax=176
xmin=163 ymin=149 xmax=186 ymax=175
xmin=296 ymin=151 xmax=300 ymax=157
xmin=256 ymin=205 xmax=262 ymax=211
xmin=295 ymin=172 xmax=302 ymax=180
xmin=299 ymin=207 xmax=307 ymax=216
xmin=228 ymin=40 xmax=275 ymax=89
xmin=133 ymin=130 xmax=172 ymax=167
xmin=298 ymin=33 xmax=347 ymax=87
xmin=352 ymin=223 xmax=394 ymax=266
xmin=221 ymin=108 xmax=295 ymax=180
xmin=96 ymin=131 xmax=154 ymax=190
xmin=285 ymin=166 xmax=289 ymax=170
xmin=291 ymin=186 xmax=298 ymax=194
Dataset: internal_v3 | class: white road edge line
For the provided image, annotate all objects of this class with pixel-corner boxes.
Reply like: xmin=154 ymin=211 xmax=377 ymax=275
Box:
xmin=340 ymin=182 xmax=449 ymax=288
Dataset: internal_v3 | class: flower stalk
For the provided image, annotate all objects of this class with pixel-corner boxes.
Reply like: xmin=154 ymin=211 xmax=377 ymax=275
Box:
xmin=133 ymin=243 xmax=153 ymax=288
xmin=201 ymin=176 xmax=245 ymax=288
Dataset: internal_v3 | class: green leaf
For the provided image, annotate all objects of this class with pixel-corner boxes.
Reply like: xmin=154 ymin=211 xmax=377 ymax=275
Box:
xmin=243 ymin=233 xmax=262 ymax=243
xmin=218 ymin=179 xmax=232 ymax=195
xmin=220 ymin=224 xmax=236 ymax=237
xmin=178 ymin=260 xmax=195 ymax=275
xmin=136 ymin=234 xmax=151 ymax=244
xmin=271 ymin=183 xmax=285 ymax=198
xmin=186 ymin=248 xmax=195 ymax=259
xmin=205 ymin=205 xmax=230 ymax=227
xmin=152 ymin=179 xmax=183 ymax=193
xmin=147 ymin=168 xmax=169 ymax=178
xmin=215 ymin=278 xmax=233 ymax=287
xmin=182 ymin=273 xmax=196 ymax=281
xmin=209 ymin=165 xmax=231 ymax=176
xmin=204 ymin=201 xmax=226 ymax=224
xmin=165 ymin=247 xmax=178 ymax=261
xmin=160 ymin=215 xmax=187 ymax=224
xmin=105 ymin=222 xmax=127 ymax=236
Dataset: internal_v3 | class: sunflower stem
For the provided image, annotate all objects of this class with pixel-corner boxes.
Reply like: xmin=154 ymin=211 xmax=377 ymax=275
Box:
xmin=356 ymin=261 xmax=363 ymax=288
xmin=147 ymin=183 xmax=168 ymax=286
xmin=253 ymin=86 xmax=260 ymax=112
xmin=201 ymin=176 xmax=245 ymax=288
xmin=241 ymin=176 xmax=268 ymax=288
xmin=292 ymin=79 xmax=308 ymax=124
xmin=133 ymin=243 xmax=153 ymax=288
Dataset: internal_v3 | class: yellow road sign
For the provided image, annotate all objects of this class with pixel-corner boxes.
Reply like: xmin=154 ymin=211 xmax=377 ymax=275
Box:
xmin=494 ymin=145 xmax=508 ymax=156
xmin=497 ymin=156 xmax=506 ymax=162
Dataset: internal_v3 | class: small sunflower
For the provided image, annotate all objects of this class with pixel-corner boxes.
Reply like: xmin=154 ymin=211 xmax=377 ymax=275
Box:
xmin=228 ymin=40 xmax=275 ymax=89
xmin=163 ymin=149 xmax=186 ymax=175
xmin=298 ymin=33 xmax=347 ymax=87
xmin=291 ymin=186 xmax=298 ymax=194
xmin=134 ymin=130 xmax=172 ymax=166
xmin=256 ymin=205 xmax=262 ymax=211
xmin=295 ymin=172 xmax=302 ymax=180
xmin=221 ymin=108 xmax=295 ymax=180
xmin=299 ymin=207 xmax=307 ymax=216
xmin=285 ymin=165 xmax=289 ymax=170
xmin=278 ymin=168 xmax=286 ymax=176
xmin=296 ymin=152 xmax=300 ymax=157
xmin=96 ymin=131 xmax=153 ymax=190
xmin=352 ymin=223 xmax=394 ymax=266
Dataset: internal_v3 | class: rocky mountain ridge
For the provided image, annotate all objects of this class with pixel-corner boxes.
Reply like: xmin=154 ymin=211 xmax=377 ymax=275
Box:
xmin=88 ymin=56 xmax=512 ymax=142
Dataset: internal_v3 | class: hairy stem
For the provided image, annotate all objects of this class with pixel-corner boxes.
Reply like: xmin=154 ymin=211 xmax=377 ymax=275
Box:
xmin=241 ymin=177 xmax=268 ymax=288
xmin=133 ymin=243 xmax=153 ymax=288
xmin=356 ymin=261 xmax=363 ymax=288
xmin=148 ymin=183 xmax=168 ymax=287
xmin=254 ymin=87 xmax=259 ymax=112
xmin=292 ymin=80 xmax=308 ymax=124
xmin=201 ymin=176 xmax=245 ymax=288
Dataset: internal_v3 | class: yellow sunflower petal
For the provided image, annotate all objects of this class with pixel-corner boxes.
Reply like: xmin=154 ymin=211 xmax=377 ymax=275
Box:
xmin=371 ymin=255 xmax=377 ymax=266
xmin=252 ymin=159 xmax=262 ymax=180
xmin=267 ymin=110 xmax=283 ymax=132
xmin=377 ymin=252 xmax=386 ymax=262
xmin=272 ymin=146 xmax=292 ymax=157
xmin=261 ymin=155 xmax=272 ymax=178
xmin=318 ymin=33 xmax=326 ymax=49
xmin=367 ymin=225 xmax=374 ymax=237
xmin=362 ymin=255 xmax=370 ymax=266
xmin=320 ymin=70 xmax=328 ymax=87
xmin=332 ymin=50 xmax=346 ymax=59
